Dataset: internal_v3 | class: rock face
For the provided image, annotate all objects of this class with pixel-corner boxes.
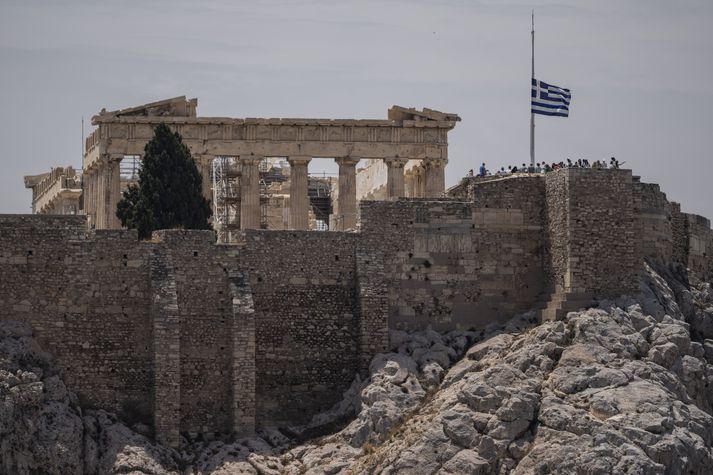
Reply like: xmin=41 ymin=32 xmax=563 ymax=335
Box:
xmin=1 ymin=263 xmax=712 ymax=474
xmin=0 ymin=321 xmax=178 ymax=475
xmin=269 ymin=264 xmax=713 ymax=474
xmin=342 ymin=264 xmax=712 ymax=474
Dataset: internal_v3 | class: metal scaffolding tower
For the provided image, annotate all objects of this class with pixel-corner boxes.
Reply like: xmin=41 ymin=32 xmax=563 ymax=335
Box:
xmin=212 ymin=157 xmax=241 ymax=243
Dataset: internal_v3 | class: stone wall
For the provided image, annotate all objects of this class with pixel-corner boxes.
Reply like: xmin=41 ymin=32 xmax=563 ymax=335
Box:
xmin=152 ymin=230 xmax=238 ymax=435
xmin=686 ymin=214 xmax=713 ymax=280
xmin=360 ymin=176 xmax=546 ymax=332
xmin=238 ymin=230 xmax=360 ymax=425
xmin=1 ymin=168 xmax=711 ymax=444
xmin=631 ymin=179 xmax=713 ymax=280
xmin=0 ymin=216 xmax=154 ymax=420
xmin=545 ymin=169 xmax=639 ymax=296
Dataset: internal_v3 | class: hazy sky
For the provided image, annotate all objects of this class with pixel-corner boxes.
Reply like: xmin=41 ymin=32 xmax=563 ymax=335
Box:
xmin=1 ymin=0 xmax=712 ymax=218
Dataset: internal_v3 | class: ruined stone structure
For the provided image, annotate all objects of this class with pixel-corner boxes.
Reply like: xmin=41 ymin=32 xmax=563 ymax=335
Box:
xmin=1 ymin=168 xmax=711 ymax=448
xmin=80 ymin=97 xmax=459 ymax=232
xmin=23 ymin=166 xmax=82 ymax=215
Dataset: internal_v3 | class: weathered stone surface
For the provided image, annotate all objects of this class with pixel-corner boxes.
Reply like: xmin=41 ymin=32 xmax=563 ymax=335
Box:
xmin=0 ymin=321 xmax=179 ymax=475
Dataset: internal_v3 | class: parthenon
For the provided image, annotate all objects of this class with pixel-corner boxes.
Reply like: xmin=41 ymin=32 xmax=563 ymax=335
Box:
xmin=72 ymin=96 xmax=460 ymax=234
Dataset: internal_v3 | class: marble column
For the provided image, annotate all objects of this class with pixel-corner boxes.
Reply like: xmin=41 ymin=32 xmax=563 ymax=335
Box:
xmin=414 ymin=165 xmax=426 ymax=198
xmin=424 ymin=159 xmax=446 ymax=198
xmin=199 ymin=155 xmax=214 ymax=204
xmin=287 ymin=156 xmax=311 ymax=230
xmin=95 ymin=163 xmax=105 ymax=228
xmin=240 ymin=155 xmax=262 ymax=230
xmin=335 ymin=157 xmax=359 ymax=231
xmin=385 ymin=158 xmax=408 ymax=199
xmin=91 ymin=169 xmax=99 ymax=226
xmin=103 ymin=155 xmax=122 ymax=229
xmin=404 ymin=169 xmax=416 ymax=198
xmin=84 ymin=170 xmax=93 ymax=221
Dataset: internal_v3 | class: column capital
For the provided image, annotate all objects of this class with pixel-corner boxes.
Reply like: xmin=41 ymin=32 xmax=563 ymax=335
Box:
xmin=239 ymin=154 xmax=263 ymax=166
xmin=384 ymin=157 xmax=409 ymax=168
xmin=105 ymin=153 xmax=124 ymax=163
xmin=287 ymin=156 xmax=312 ymax=167
xmin=335 ymin=156 xmax=360 ymax=167
xmin=423 ymin=158 xmax=447 ymax=169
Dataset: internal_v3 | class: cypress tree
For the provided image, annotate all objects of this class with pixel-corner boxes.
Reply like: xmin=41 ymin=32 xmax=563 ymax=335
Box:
xmin=117 ymin=123 xmax=212 ymax=239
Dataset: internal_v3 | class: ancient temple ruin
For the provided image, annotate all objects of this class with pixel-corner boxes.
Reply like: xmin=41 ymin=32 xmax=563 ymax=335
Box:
xmin=23 ymin=166 xmax=82 ymax=215
xmin=70 ymin=96 xmax=459 ymax=235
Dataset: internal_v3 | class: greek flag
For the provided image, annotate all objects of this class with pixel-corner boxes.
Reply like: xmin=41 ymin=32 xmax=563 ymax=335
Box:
xmin=531 ymin=78 xmax=571 ymax=117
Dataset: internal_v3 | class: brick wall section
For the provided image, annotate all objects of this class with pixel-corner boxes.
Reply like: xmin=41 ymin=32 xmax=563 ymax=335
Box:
xmin=545 ymin=169 xmax=639 ymax=296
xmin=238 ymin=230 xmax=360 ymax=426
xmin=632 ymin=180 xmax=674 ymax=264
xmin=360 ymin=177 xmax=546 ymax=332
xmin=355 ymin=241 xmax=390 ymax=375
xmin=544 ymin=170 xmax=569 ymax=292
xmin=0 ymin=215 xmax=153 ymax=415
xmin=686 ymin=214 xmax=713 ymax=280
xmin=671 ymin=203 xmax=689 ymax=266
xmin=152 ymin=230 xmax=235 ymax=435
xmin=228 ymin=270 xmax=256 ymax=436
xmin=149 ymin=245 xmax=181 ymax=447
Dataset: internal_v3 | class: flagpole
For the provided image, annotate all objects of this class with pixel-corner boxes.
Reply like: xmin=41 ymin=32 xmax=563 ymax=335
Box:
xmin=530 ymin=10 xmax=535 ymax=167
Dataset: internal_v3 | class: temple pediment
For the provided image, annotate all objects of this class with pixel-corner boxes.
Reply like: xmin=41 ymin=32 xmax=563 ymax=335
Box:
xmin=93 ymin=96 xmax=197 ymax=123
xmin=388 ymin=106 xmax=461 ymax=122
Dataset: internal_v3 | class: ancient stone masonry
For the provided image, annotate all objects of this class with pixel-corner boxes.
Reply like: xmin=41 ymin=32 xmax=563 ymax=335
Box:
xmin=1 ymin=168 xmax=712 ymax=447
xmin=631 ymin=176 xmax=713 ymax=281
xmin=80 ymin=97 xmax=460 ymax=232
xmin=24 ymin=166 xmax=82 ymax=215
xmin=546 ymin=169 xmax=638 ymax=297
xmin=360 ymin=175 xmax=547 ymax=333
xmin=238 ymin=230 xmax=359 ymax=425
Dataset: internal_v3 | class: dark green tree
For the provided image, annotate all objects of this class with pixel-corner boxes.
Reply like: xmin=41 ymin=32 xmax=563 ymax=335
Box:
xmin=117 ymin=123 xmax=212 ymax=239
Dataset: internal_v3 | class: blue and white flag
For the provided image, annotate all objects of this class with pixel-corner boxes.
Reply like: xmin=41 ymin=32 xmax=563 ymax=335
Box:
xmin=531 ymin=78 xmax=571 ymax=117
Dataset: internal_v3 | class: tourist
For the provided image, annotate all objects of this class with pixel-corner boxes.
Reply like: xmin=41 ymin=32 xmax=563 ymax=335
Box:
xmin=479 ymin=163 xmax=487 ymax=177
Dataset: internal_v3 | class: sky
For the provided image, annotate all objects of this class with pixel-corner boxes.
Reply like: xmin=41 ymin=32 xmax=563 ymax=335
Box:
xmin=1 ymin=0 xmax=712 ymax=218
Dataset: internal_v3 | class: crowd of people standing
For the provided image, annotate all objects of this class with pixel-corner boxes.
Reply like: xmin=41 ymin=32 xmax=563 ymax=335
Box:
xmin=471 ymin=157 xmax=622 ymax=178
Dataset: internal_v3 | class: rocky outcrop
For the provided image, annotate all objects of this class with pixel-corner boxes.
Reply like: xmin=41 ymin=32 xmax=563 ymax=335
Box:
xmin=2 ymin=263 xmax=712 ymax=474
xmin=337 ymin=264 xmax=713 ymax=474
xmin=0 ymin=321 xmax=178 ymax=475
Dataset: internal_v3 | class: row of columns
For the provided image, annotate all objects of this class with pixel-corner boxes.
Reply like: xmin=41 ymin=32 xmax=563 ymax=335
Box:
xmin=84 ymin=154 xmax=121 ymax=229
xmin=226 ymin=155 xmax=444 ymax=231
xmin=84 ymin=153 xmax=446 ymax=231
xmin=405 ymin=159 xmax=446 ymax=199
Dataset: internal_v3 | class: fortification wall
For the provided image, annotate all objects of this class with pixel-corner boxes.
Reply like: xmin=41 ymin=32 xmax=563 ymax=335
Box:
xmin=360 ymin=176 xmax=546 ymax=332
xmin=633 ymin=181 xmax=675 ymax=265
xmin=0 ymin=215 xmax=154 ymax=417
xmin=239 ymin=230 xmax=359 ymax=425
xmin=631 ymin=179 xmax=712 ymax=280
xmin=545 ymin=169 xmax=638 ymax=296
xmin=1 ymin=168 xmax=711 ymax=444
xmin=151 ymin=230 xmax=240 ymax=435
xmin=686 ymin=214 xmax=713 ymax=280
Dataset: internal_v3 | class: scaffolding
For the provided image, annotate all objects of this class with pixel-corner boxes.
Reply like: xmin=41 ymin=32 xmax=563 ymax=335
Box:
xmin=212 ymin=157 xmax=242 ymax=243
xmin=119 ymin=155 xmax=141 ymax=182
xmin=211 ymin=157 xmax=335 ymax=240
